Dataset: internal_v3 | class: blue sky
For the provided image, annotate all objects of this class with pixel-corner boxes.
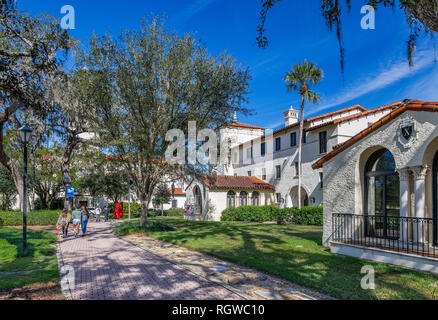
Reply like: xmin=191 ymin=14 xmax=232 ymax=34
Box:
xmin=19 ymin=0 xmax=438 ymax=129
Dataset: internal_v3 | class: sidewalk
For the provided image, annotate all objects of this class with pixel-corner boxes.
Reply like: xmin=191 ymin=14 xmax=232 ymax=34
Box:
xmin=123 ymin=234 xmax=334 ymax=300
xmin=57 ymin=221 xmax=242 ymax=300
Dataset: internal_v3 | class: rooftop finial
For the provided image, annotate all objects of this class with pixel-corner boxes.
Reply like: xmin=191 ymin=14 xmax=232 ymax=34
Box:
xmin=233 ymin=111 xmax=237 ymax=123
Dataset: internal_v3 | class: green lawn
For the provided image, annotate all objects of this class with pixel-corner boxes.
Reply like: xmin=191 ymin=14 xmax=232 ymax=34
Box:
xmin=0 ymin=227 xmax=59 ymax=289
xmin=115 ymin=217 xmax=438 ymax=300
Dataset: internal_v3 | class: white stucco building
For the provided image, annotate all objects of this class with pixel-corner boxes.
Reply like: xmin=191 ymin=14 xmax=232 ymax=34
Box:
xmin=313 ymin=99 xmax=438 ymax=273
xmin=185 ymin=101 xmax=402 ymax=221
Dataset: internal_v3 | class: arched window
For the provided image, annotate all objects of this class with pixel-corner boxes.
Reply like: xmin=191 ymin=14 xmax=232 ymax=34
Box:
xmin=194 ymin=186 xmax=202 ymax=214
xmin=364 ymin=149 xmax=399 ymax=239
xmin=227 ymin=191 xmax=236 ymax=208
xmin=240 ymin=191 xmax=248 ymax=206
xmin=252 ymin=191 xmax=260 ymax=206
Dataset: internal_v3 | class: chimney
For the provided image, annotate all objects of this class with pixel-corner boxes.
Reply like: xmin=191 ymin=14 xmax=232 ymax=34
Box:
xmin=284 ymin=106 xmax=299 ymax=126
xmin=233 ymin=111 xmax=238 ymax=123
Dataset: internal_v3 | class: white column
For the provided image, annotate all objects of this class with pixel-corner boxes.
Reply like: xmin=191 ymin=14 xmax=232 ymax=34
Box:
xmin=412 ymin=165 xmax=429 ymax=244
xmin=396 ymin=168 xmax=410 ymax=244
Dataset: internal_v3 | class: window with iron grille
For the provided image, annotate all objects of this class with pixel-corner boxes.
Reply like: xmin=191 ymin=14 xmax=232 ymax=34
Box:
xmin=276 ymin=165 xmax=281 ymax=179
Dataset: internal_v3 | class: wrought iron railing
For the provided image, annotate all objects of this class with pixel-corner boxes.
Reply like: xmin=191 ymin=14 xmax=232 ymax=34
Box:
xmin=332 ymin=213 xmax=437 ymax=258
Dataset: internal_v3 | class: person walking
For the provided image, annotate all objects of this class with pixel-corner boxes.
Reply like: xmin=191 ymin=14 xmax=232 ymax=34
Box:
xmin=81 ymin=205 xmax=90 ymax=237
xmin=56 ymin=209 xmax=71 ymax=239
xmin=71 ymin=204 xmax=82 ymax=237
xmin=103 ymin=205 xmax=109 ymax=222
xmin=95 ymin=206 xmax=102 ymax=222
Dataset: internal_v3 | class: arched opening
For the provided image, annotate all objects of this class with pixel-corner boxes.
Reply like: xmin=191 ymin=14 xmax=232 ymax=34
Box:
xmin=240 ymin=191 xmax=248 ymax=206
xmin=227 ymin=191 xmax=236 ymax=208
xmin=364 ymin=148 xmax=399 ymax=239
xmin=252 ymin=191 xmax=260 ymax=206
xmin=433 ymin=151 xmax=438 ymax=244
xmin=194 ymin=186 xmax=202 ymax=214
xmin=290 ymin=186 xmax=309 ymax=208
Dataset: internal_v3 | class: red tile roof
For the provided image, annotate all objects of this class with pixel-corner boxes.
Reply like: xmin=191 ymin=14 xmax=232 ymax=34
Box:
xmin=228 ymin=122 xmax=265 ymax=130
xmin=171 ymin=188 xmax=186 ymax=196
xmin=273 ymin=104 xmax=366 ymax=135
xmin=188 ymin=175 xmax=275 ymax=190
xmin=305 ymin=101 xmax=401 ymax=132
xmin=312 ymin=100 xmax=438 ymax=169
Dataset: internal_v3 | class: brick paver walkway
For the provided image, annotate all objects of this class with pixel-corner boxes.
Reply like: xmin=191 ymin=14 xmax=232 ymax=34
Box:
xmin=57 ymin=222 xmax=241 ymax=300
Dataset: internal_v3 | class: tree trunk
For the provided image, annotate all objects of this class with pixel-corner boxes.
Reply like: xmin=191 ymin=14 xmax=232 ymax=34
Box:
xmin=140 ymin=193 xmax=151 ymax=227
xmin=161 ymin=203 xmax=164 ymax=216
xmin=297 ymin=94 xmax=305 ymax=209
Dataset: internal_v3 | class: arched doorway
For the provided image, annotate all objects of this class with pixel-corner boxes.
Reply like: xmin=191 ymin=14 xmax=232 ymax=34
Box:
xmin=364 ymin=148 xmax=399 ymax=239
xmin=240 ymin=191 xmax=248 ymax=206
xmin=252 ymin=192 xmax=260 ymax=206
xmin=433 ymin=151 xmax=438 ymax=244
xmin=227 ymin=191 xmax=236 ymax=208
xmin=290 ymin=186 xmax=309 ymax=208
xmin=194 ymin=186 xmax=202 ymax=214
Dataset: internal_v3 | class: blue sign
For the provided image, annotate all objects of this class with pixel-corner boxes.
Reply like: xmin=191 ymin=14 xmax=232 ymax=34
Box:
xmin=66 ymin=187 xmax=75 ymax=198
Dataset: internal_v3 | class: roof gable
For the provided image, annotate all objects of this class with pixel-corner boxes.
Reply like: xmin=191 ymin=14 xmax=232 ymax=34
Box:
xmin=312 ymin=100 xmax=438 ymax=169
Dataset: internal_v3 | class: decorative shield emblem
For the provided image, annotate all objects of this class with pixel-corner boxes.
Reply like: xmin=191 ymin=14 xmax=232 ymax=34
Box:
xmin=398 ymin=118 xmax=416 ymax=149
xmin=401 ymin=125 xmax=413 ymax=141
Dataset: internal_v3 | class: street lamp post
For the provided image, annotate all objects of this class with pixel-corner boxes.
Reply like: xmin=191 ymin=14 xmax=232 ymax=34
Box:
xmin=19 ymin=125 xmax=32 ymax=250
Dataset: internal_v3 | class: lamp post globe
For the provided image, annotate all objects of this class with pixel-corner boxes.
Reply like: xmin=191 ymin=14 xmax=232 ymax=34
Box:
xmin=19 ymin=125 xmax=32 ymax=144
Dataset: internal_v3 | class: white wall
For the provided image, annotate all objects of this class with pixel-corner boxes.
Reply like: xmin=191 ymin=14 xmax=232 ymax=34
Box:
xmin=322 ymin=110 xmax=438 ymax=245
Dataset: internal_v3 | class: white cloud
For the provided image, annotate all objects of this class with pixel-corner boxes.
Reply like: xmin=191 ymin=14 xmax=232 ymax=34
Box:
xmin=173 ymin=0 xmax=216 ymax=25
xmin=307 ymin=49 xmax=436 ymax=116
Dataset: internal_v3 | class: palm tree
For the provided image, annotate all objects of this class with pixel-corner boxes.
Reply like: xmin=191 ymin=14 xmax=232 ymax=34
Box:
xmin=284 ymin=60 xmax=323 ymax=209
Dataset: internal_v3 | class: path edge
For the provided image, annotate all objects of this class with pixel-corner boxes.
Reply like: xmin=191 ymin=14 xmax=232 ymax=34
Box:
xmin=56 ymin=242 xmax=73 ymax=300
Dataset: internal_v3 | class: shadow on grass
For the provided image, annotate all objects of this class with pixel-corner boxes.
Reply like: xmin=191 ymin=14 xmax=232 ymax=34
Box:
xmin=0 ymin=227 xmax=58 ymax=289
xmin=121 ymin=218 xmax=438 ymax=300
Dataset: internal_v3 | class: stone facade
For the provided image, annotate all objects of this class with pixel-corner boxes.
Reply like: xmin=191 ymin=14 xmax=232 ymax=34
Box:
xmin=320 ymin=108 xmax=438 ymax=245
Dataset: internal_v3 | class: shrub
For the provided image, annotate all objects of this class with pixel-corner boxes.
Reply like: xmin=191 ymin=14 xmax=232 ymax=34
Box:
xmin=0 ymin=210 xmax=61 ymax=226
xmin=221 ymin=206 xmax=280 ymax=223
xmin=291 ymin=206 xmax=323 ymax=226
xmin=164 ymin=209 xmax=185 ymax=217
xmin=113 ymin=220 xmax=175 ymax=236
xmin=221 ymin=205 xmax=323 ymax=226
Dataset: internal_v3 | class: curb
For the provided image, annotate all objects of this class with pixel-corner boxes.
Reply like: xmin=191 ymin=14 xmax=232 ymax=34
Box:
xmin=56 ymin=242 xmax=73 ymax=300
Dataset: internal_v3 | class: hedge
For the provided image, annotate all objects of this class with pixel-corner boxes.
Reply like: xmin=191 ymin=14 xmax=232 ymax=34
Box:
xmin=108 ymin=203 xmax=184 ymax=218
xmin=0 ymin=210 xmax=61 ymax=226
xmin=221 ymin=206 xmax=280 ymax=223
xmin=221 ymin=205 xmax=323 ymax=226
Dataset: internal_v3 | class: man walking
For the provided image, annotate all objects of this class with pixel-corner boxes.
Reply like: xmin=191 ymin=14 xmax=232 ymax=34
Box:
xmin=103 ymin=206 xmax=109 ymax=222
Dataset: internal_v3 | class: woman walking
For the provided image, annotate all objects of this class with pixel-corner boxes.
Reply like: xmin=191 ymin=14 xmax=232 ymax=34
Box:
xmin=81 ymin=206 xmax=90 ymax=237
xmin=56 ymin=209 xmax=72 ymax=239
xmin=71 ymin=205 xmax=82 ymax=237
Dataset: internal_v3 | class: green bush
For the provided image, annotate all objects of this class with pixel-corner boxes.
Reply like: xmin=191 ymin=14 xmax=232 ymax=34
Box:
xmin=164 ymin=209 xmax=185 ymax=217
xmin=113 ymin=220 xmax=175 ymax=236
xmin=291 ymin=206 xmax=323 ymax=226
xmin=221 ymin=205 xmax=323 ymax=226
xmin=221 ymin=206 xmax=280 ymax=223
xmin=0 ymin=210 xmax=61 ymax=226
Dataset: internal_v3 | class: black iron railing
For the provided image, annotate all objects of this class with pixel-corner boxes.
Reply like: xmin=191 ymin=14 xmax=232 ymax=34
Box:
xmin=332 ymin=213 xmax=437 ymax=258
